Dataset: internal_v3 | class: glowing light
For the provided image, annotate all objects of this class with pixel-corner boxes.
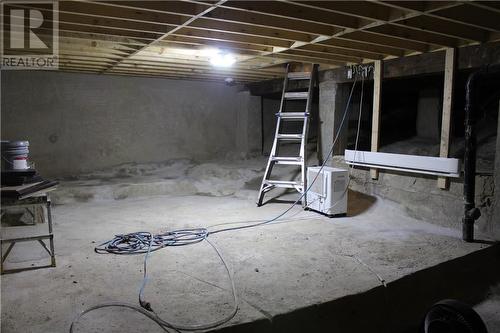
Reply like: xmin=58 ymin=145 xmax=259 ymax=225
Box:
xmin=209 ymin=52 xmax=236 ymax=67
xmin=200 ymin=48 xmax=219 ymax=57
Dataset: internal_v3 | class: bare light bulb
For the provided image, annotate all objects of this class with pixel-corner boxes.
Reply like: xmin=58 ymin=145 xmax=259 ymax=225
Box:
xmin=209 ymin=52 xmax=236 ymax=67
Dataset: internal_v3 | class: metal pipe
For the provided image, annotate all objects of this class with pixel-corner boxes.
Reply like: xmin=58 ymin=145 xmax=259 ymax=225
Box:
xmin=462 ymin=70 xmax=481 ymax=242
xmin=462 ymin=65 xmax=500 ymax=242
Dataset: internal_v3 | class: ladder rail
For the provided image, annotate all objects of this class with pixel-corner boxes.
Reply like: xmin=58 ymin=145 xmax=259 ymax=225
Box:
xmin=257 ymin=64 xmax=290 ymax=206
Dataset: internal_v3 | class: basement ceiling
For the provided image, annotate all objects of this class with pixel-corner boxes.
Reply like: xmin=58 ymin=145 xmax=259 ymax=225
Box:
xmin=7 ymin=1 xmax=500 ymax=83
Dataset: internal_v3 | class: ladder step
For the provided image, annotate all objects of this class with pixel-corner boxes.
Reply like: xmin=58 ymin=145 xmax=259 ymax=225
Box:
xmin=265 ymin=180 xmax=302 ymax=189
xmin=284 ymin=92 xmax=309 ymax=99
xmin=288 ymin=72 xmax=311 ymax=80
xmin=271 ymin=156 xmax=302 ymax=165
xmin=276 ymin=112 xmax=309 ymax=119
xmin=276 ymin=134 xmax=303 ymax=140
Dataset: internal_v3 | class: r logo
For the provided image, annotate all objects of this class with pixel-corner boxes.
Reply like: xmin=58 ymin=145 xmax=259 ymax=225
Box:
xmin=9 ymin=8 xmax=49 ymax=49
xmin=1 ymin=1 xmax=58 ymax=69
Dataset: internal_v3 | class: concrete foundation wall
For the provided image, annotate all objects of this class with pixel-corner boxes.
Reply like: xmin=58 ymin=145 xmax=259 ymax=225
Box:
xmin=319 ymin=80 xmax=348 ymax=162
xmin=416 ymin=88 xmax=441 ymax=142
xmin=1 ymin=71 xmax=260 ymax=177
xmin=493 ymin=101 xmax=500 ymax=239
xmin=318 ymin=75 xmax=499 ymax=239
xmin=333 ymin=156 xmax=497 ymax=239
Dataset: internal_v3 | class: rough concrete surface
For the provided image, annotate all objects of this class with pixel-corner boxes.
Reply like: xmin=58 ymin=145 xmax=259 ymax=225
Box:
xmin=1 ymin=159 xmax=499 ymax=333
xmin=330 ymin=155 xmax=497 ymax=240
xmin=1 ymin=71 xmax=261 ymax=177
xmin=493 ymin=101 xmax=500 ymax=240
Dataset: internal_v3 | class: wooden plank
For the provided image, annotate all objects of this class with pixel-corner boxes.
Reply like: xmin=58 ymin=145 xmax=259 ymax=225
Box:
xmin=433 ymin=4 xmax=500 ymax=32
xmin=204 ymin=7 xmax=341 ymax=36
xmin=319 ymin=42 xmax=500 ymax=84
xmin=280 ymin=49 xmax=362 ymax=64
xmin=160 ymin=35 xmax=273 ymax=53
xmin=107 ymin=67 xmax=259 ymax=81
xmin=102 ymin=0 xmax=227 ymax=72
xmin=291 ymin=1 xmax=396 ymax=21
xmin=173 ymin=27 xmax=291 ymax=48
xmin=400 ymin=15 xmax=488 ymax=42
xmin=268 ymin=53 xmax=345 ymax=67
xmin=371 ymin=60 xmax=383 ymax=180
xmin=319 ymin=38 xmax=405 ymax=57
xmin=220 ymin=1 xmax=360 ymax=29
xmin=86 ymin=1 xmax=206 ymax=17
xmin=438 ymin=48 xmax=456 ymax=189
xmin=188 ymin=18 xmax=316 ymax=43
xmin=61 ymin=1 xmax=188 ymax=24
xmin=299 ymin=43 xmax=384 ymax=60
xmin=367 ymin=23 xmax=459 ymax=48
xmin=339 ymin=31 xmax=430 ymax=53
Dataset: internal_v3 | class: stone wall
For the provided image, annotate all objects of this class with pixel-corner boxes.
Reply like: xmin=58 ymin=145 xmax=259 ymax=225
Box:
xmin=492 ymin=102 xmax=500 ymax=239
xmin=333 ymin=156 xmax=497 ymax=239
xmin=1 ymin=71 xmax=261 ymax=177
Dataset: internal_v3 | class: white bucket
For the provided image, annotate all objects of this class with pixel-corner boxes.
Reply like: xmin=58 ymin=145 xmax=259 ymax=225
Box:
xmin=13 ymin=157 xmax=28 ymax=170
xmin=1 ymin=141 xmax=30 ymax=170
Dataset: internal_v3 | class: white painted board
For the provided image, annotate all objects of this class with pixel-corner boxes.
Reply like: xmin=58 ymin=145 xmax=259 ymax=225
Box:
xmin=344 ymin=150 xmax=460 ymax=177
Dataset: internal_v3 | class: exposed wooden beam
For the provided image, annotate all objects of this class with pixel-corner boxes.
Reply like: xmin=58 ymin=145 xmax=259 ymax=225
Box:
xmin=366 ymin=24 xmax=459 ymax=48
xmin=371 ymin=60 xmax=383 ymax=180
xmin=113 ymin=66 xmax=276 ymax=81
xmin=235 ymin=0 xmax=463 ymax=67
xmin=298 ymin=43 xmax=384 ymax=60
xmin=188 ymin=18 xmax=315 ymax=43
xmin=88 ymin=1 xmax=206 ymax=17
xmin=468 ymin=1 xmax=500 ymax=15
xmin=337 ymin=31 xmax=430 ymax=53
xmin=173 ymin=27 xmax=292 ymax=48
xmin=4 ymin=0 xmax=498 ymax=82
xmin=266 ymin=53 xmax=345 ymax=67
xmin=438 ymin=47 xmax=456 ymax=189
xmin=432 ymin=4 xmax=500 ymax=33
xmin=203 ymin=7 xmax=341 ymax=36
xmin=158 ymin=36 xmax=273 ymax=54
xmin=280 ymin=49 xmax=362 ymax=64
xmin=318 ymin=38 xmax=405 ymax=57
xmin=395 ymin=15 xmax=489 ymax=42
xmin=58 ymin=55 xmax=282 ymax=79
xmin=103 ymin=0 xmax=227 ymax=72
xmin=107 ymin=65 xmax=263 ymax=81
xmin=220 ymin=1 xmax=361 ymax=29
xmin=291 ymin=1 xmax=398 ymax=22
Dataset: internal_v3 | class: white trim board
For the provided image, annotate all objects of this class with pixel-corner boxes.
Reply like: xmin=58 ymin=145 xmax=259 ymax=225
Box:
xmin=344 ymin=150 xmax=461 ymax=177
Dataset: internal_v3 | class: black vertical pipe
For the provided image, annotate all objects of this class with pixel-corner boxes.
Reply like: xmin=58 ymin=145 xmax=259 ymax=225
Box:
xmin=462 ymin=70 xmax=481 ymax=242
xmin=462 ymin=65 xmax=500 ymax=242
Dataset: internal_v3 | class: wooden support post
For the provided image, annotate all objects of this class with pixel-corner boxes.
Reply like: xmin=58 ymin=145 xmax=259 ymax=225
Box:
xmin=370 ymin=60 xmax=383 ymax=179
xmin=438 ymin=48 xmax=456 ymax=189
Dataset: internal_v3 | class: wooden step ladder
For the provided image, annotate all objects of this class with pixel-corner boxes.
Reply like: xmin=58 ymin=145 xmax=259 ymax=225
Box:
xmin=257 ymin=63 xmax=318 ymax=207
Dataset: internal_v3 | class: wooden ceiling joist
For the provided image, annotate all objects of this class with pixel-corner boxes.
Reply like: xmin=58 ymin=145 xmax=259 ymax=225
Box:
xmin=4 ymin=0 xmax=500 ymax=82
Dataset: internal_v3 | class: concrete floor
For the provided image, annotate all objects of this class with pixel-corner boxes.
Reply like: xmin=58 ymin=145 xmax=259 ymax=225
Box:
xmin=2 ymin=186 xmax=499 ymax=333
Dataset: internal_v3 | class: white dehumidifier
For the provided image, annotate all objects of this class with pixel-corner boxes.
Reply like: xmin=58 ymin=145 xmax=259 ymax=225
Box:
xmin=306 ymin=166 xmax=348 ymax=217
